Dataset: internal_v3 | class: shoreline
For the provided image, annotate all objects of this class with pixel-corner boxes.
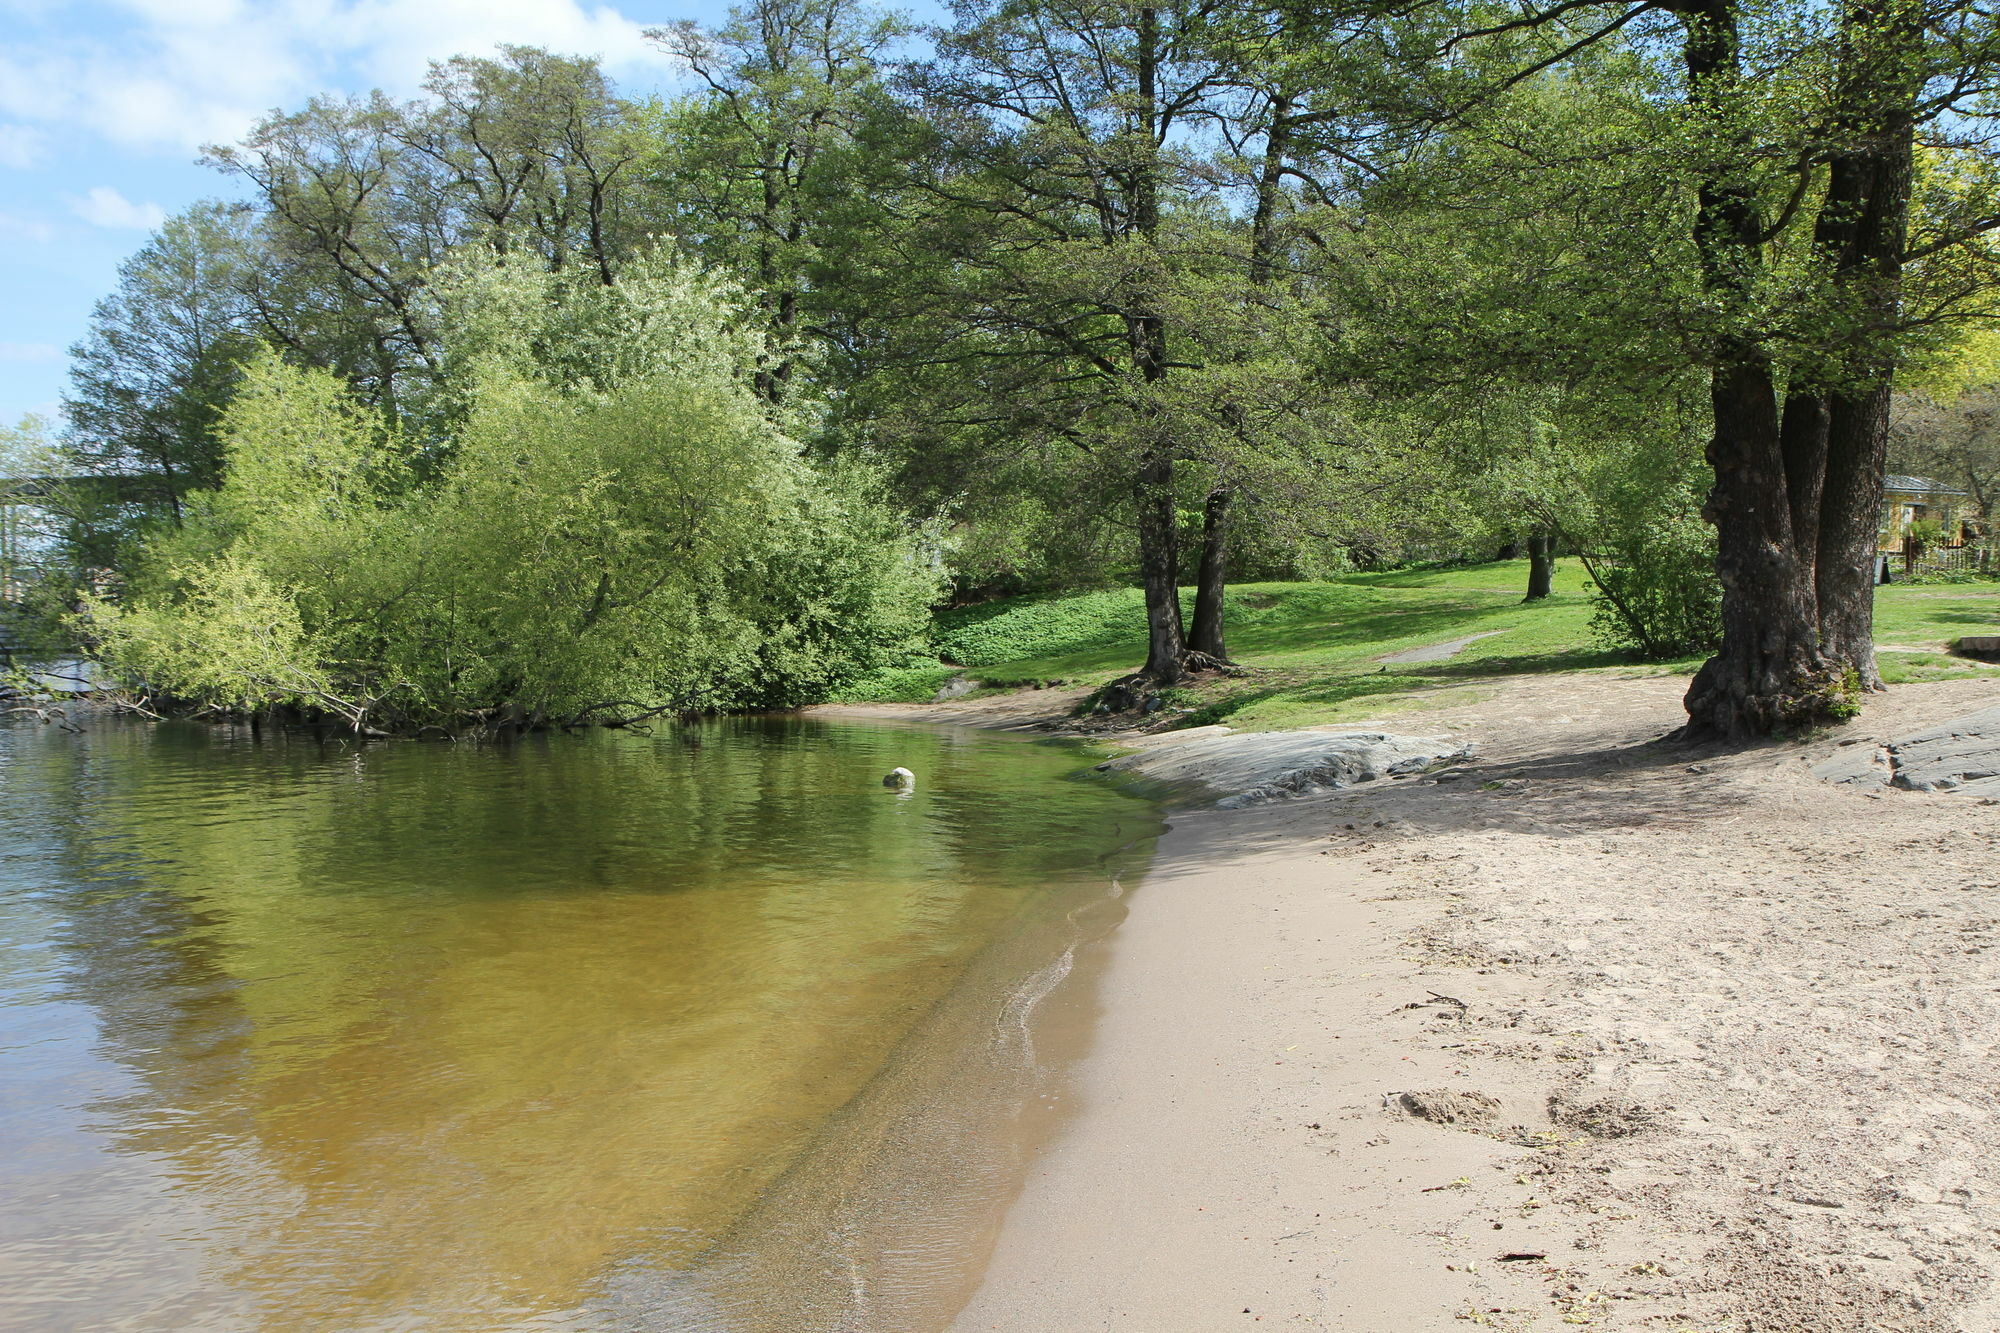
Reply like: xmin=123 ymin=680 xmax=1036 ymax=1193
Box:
xmin=586 ymin=717 xmax=1167 ymax=1333
xmin=836 ymin=670 xmax=2000 ymax=1330
xmin=949 ymin=799 xmax=1538 ymax=1330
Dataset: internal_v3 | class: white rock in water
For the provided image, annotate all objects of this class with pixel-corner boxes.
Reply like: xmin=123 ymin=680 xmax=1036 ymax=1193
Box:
xmin=884 ymin=767 xmax=916 ymax=788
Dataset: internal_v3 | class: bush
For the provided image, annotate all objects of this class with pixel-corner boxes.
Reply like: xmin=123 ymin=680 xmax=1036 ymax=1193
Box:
xmin=827 ymin=664 xmax=962 ymax=704
xmin=89 ymin=252 xmax=941 ymax=731
xmin=1587 ymin=503 xmax=1722 ymax=658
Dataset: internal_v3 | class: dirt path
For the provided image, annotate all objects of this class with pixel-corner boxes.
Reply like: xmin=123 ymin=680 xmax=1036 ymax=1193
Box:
xmin=923 ymin=672 xmax=2000 ymax=1330
xmin=1378 ymin=629 xmax=1510 ymax=663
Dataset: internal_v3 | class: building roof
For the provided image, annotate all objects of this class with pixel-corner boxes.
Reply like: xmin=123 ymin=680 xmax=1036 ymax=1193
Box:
xmin=1884 ymin=474 xmax=1967 ymax=496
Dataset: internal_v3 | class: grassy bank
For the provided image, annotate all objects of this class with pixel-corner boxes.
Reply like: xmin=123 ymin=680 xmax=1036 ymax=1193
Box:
xmin=835 ymin=560 xmax=2000 ymax=730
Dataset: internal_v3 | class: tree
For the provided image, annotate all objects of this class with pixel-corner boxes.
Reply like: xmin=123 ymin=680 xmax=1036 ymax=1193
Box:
xmin=1315 ymin=0 xmax=2000 ymax=734
xmin=203 ymin=49 xmax=646 ymax=425
xmin=398 ymin=48 xmax=646 ymax=284
xmin=889 ymin=0 xmax=1347 ymax=684
xmin=65 ymin=204 xmax=262 ymax=519
xmin=645 ymin=0 xmax=910 ymax=403
xmin=204 ymin=95 xmax=455 ymax=420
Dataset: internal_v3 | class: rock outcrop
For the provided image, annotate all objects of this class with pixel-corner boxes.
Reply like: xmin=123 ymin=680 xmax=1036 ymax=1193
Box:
xmin=1814 ymin=704 xmax=2000 ymax=794
xmin=1096 ymin=726 xmax=1474 ymax=808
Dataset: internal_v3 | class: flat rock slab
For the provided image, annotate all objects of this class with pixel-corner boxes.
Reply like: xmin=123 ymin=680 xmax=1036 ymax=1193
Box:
xmin=1951 ymin=635 xmax=2000 ymax=662
xmin=1098 ymin=728 xmax=1474 ymax=808
xmin=1378 ymin=631 xmax=1507 ymax=664
xmin=1815 ymin=704 xmax=2000 ymax=794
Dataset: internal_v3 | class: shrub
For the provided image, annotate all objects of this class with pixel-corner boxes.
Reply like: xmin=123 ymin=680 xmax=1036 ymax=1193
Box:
xmin=1587 ymin=502 xmax=1722 ymax=659
xmin=828 ymin=665 xmax=962 ymax=704
xmin=87 ymin=253 xmax=940 ymax=731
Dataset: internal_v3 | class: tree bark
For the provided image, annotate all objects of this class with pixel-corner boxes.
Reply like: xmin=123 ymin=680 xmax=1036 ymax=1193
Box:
xmin=1818 ymin=385 xmax=1893 ymax=688
xmin=1190 ymin=484 xmax=1233 ymax=661
xmin=1135 ymin=450 xmax=1187 ymax=682
xmin=1683 ymin=356 xmax=1834 ymax=737
xmin=1523 ymin=528 xmax=1555 ymax=600
xmin=1249 ymin=92 xmax=1294 ymax=287
xmin=1778 ymin=389 xmax=1829 ymax=566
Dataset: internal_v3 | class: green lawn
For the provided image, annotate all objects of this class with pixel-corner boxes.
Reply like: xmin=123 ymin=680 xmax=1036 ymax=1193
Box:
xmin=835 ymin=561 xmax=2000 ymax=730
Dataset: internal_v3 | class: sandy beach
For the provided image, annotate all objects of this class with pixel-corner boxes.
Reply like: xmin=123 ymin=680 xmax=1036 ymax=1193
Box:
xmin=837 ymin=670 xmax=2000 ymax=1330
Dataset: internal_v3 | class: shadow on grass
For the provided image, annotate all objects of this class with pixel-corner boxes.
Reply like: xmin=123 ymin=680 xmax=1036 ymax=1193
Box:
xmin=1180 ymin=643 xmax=1675 ymax=727
xmin=1916 ymin=609 xmax=2000 ymax=628
xmin=1426 ymin=646 xmax=1650 ymax=677
xmin=1227 ymin=595 xmax=1577 ymax=662
xmin=989 ymin=593 xmax=1532 ymax=679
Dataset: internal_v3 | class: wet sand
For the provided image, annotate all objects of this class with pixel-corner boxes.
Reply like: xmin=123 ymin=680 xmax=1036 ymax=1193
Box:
xmin=949 ymin=800 xmax=1531 ymax=1330
xmin=921 ymin=671 xmax=2000 ymax=1330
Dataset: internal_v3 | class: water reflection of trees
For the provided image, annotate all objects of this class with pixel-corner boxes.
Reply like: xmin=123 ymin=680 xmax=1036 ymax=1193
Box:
xmin=2 ymin=717 xmax=1152 ymax=1329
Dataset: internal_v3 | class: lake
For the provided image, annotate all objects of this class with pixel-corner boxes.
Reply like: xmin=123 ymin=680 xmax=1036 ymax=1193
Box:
xmin=0 ymin=713 xmax=1159 ymax=1331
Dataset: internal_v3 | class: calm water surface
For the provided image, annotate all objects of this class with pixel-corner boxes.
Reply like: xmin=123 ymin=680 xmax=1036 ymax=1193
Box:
xmin=0 ymin=714 xmax=1158 ymax=1331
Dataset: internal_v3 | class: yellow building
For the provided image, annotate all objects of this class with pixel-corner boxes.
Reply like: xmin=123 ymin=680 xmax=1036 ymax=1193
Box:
xmin=1880 ymin=474 xmax=1970 ymax=553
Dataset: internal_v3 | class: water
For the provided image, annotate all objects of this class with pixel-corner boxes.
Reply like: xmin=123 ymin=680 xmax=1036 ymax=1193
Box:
xmin=0 ymin=714 xmax=1159 ymax=1332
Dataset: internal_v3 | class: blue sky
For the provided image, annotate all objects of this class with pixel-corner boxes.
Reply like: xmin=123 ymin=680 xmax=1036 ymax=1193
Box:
xmin=0 ymin=0 xmax=748 ymax=431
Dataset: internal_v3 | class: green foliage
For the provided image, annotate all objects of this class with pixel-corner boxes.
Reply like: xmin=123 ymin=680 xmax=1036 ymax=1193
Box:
xmin=88 ymin=552 xmax=343 ymax=715
xmin=89 ymin=253 xmax=938 ymax=731
xmin=1905 ymin=516 xmax=1949 ymax=548
xmin=0 ymin=414 xmax=60 ymax=480
xmin=1587 ymin=501 xmax=1724 ymax=659
xmin=934 ymin=590 xmax=1151 ymax=668
xmin=827 ymin=664 xmax=962 ymax=703
xmin=1779 ymin=667 xmax=1864 ymax=730
xmin=65 ymin=203 xmax=259 ymax=509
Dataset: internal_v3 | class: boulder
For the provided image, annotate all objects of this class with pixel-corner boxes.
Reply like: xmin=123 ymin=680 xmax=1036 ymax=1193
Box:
xmin=1096 ymin=727 xmax=1474 ymax=808
xmin=931 ymin=675 xmax=979 ymax=702
xmin=1814 ymin=704 xmax=2000 ymax=794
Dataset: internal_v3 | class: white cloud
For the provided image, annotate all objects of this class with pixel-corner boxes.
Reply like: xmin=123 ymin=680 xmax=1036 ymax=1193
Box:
xmin=0 ymin=343 xmax=62 ymax=365
xmin=68 ymin=186 xmax=167 ymax=230
xmin=0 ymin=1 xmax=682 ymax=156
xmin=0 ymin=211 xmax=56 ymax=243
xmin=0 ymin=124 xmax=47 ymax=168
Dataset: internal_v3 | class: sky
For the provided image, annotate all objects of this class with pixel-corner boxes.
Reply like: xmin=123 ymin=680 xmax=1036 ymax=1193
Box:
xmin=0 ymin=0 xmax=730 ymax=431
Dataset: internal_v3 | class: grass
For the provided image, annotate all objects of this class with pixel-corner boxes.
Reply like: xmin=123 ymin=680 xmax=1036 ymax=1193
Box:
xmin=830 ymin=560 xmax=2000 ymax=729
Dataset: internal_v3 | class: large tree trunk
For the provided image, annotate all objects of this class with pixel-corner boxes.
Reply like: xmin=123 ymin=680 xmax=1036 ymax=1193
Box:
xmin=1683 ymin=360 xmax=1835 ymax=738
xmin=1135 ymin=450 xmax=1187 ymax=683
xmin=1189 ymin=485 xmax=1233 ymax=661
xmin=1778 ymin=389 xmax=1829 ymax=565
xmin=1818 ymin=385 xmax=1892 ymax=687
xmin=1523 ymin=529 xmax=1555 ymax=600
